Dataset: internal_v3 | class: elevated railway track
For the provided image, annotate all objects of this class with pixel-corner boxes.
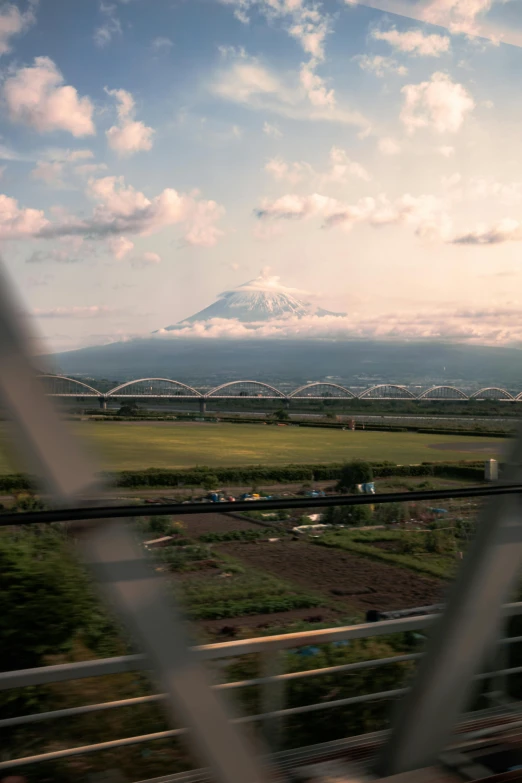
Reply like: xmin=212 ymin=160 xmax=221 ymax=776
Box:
xmin=38 ymin=375 xmax=522 ymax=412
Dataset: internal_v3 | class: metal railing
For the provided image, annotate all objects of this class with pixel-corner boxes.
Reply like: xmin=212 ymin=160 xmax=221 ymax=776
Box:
xmin=3 ymin=602 xmax=522 ymax=770
xmin=3 ymin=482 xmax=522 ymax=774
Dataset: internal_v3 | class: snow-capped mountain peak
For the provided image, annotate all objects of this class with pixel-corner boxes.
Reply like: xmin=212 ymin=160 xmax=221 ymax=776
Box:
xmin=161 ymin=274 xmax=345 ymax=329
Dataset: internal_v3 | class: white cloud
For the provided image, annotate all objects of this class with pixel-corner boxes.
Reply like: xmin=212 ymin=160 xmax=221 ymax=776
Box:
xmin=343 ymin=0 xmax=521 ymax=48
xmin=213 ymin=52 xmax=369 ymax=128
xmin=94 ymin=1 xmax=122 ymax=48
xmin=219 ymin=0 xmax=331 ymax=60
xmin=74 ymin=162 xmax=108 ymax=177
xmin=109 ymin=235 xmax=134 ymax=259
xmin=3 ymin=57 xmax=95 ymax=137
xmin=0 ymin=193 xmax=49 ymax=238
xmin=325 ymin=146 xmax=371 ymax=182
xmin=371 ymin=27 xmax=450 ymax=56
xmin=265 ymin=156 xmax=313 ymax=184
xmin=213 ymin=56 xmax=286 ymax=103
xmin=0 ymin=143 xmax=31 ymax=161
xmin=438 ymin=145 xmax=455 ymax=157
xmin=80 ymin=175 xmax=225 ymax=247
xmin=34 ymin=305 xmax=115 ymax=318
xmin=0 ymin=175 xmax=225 ymax=247
xmin=265 ymin=146 xmax=370 ymax=187
xmin=0 ymin=1 xmax=36 ymax=55
xmin=152 ymin=36 xmax=173 ymax=50
xmin=401 ymin=72 xmax=475 ymax=134
xmin=65 ymin=148 xmax=94 ymax=162
xmin=422 ymin=0 xmax=495 ymax=36
xmin=31 ymin=148 xmax=103 ymax=186
xmin=452 ymin=218 xmax=522 ymax=245
xmin=31 ymin=160 xmax=66 ymax=188
xmin=255 ymin=190 xmax=450 ymax=240
xmin=353 ymin=54 xmax=407 ymax=77
xmin=263 ymin=120 xmax=282 ymax=137
xmin=219 ymin=1 xmax=339 ymax=128
xmin=157 ymin=304 xmax=522 ymax=345
xmin=38 ymin=147 xmax=94 ymax=164
xmin=469 ymin=178 xmax=522 ymax=206
xmin=105 ymin=87 xmax=155 ymax=156
xmin=378 ymin=136 xmax=400 ymax=155
xmin=299 ymin=61 xmax=335 ymax=106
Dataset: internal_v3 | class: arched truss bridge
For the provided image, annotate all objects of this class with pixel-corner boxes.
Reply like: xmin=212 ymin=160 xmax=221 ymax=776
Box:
xmin=37 ymin=375 xmax=522 ymax=402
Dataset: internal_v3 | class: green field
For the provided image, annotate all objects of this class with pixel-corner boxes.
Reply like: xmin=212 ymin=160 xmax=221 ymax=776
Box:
xmin=0 ymin=421 xmax=506 ymax=473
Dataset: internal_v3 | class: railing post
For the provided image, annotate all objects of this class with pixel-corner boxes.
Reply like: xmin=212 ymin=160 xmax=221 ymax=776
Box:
xmin=259 ymin=649 xmax=285 ymax=751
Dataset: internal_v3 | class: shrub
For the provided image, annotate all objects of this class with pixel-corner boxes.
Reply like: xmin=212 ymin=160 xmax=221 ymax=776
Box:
xmin=148 ymin=516 xmax=172 ymax=536
xmin=199 ymin=530 xmax=267 ymax=543
xmin=375 ymin=502 xmax=408 ymax=526
xmin=323 ymin=504 xmax=373 ymax=527
xmin=202 ymin=473 xmax=220 ymax=491
xmin=398 ymin=532 xmax=426 ymax=555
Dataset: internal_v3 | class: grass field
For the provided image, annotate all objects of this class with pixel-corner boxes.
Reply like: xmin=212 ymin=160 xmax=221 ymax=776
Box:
xmin=0 ymin=421 xmax=507 ymax=473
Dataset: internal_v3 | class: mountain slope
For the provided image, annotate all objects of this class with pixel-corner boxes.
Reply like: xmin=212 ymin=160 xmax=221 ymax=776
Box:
xmin=48 ymin=338 xmax=522 ymax=388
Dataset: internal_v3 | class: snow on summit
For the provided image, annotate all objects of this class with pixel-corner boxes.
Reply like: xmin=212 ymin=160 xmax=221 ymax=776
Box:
xmin=162 ymin=273 xmax=345 ymax=328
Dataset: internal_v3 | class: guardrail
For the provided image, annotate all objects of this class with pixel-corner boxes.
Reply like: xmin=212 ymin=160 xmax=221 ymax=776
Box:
xmin=3 ymin=605 xmax=522 ymax=770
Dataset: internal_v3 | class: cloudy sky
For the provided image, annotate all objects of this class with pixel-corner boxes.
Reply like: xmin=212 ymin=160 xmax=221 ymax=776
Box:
xmin=2 ymin=0 xmax=522 ymax=351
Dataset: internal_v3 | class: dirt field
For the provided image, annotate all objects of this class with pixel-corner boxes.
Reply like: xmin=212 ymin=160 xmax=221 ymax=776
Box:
xmin=202 ymin=606 xmax=343 ymax=636
xmin=215 ymin=540 xmax=445 ymax=612
xmin=178 ymin=512 xmax=262 ymax=536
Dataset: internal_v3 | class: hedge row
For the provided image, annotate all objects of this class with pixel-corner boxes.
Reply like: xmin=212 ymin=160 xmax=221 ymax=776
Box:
xmin=0 ymin=460 xmax=488 ymax=492
xmin=78 ymin=412 xmax=512 ymax=437
xmin=297 ymin=421 xmax=511 ymax=437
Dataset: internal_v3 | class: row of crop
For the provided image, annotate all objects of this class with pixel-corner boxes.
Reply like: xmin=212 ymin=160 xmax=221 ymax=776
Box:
xmin=316 ymin=535 xmax=454 ymax=580
xmin=189 ymin=593 xmax=322 ymax=619
xmin=0 ymin=460 xmax=487 ymax=492
xmin=198 ymin=529 xmax=274 ymax=543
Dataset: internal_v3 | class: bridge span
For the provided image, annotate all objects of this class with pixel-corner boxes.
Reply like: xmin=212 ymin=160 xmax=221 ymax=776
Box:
xmin=38 ymin=375 xmax=522 ymax=413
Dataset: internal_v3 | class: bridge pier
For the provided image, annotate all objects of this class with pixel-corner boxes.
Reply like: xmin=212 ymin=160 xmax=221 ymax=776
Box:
xmin=99 ymin=397 xmax=108 ymax=410
xmin=199 ymin=398 xmax=206 ymax=415
xmin=283 ymin=398 xmax=290 ymax=409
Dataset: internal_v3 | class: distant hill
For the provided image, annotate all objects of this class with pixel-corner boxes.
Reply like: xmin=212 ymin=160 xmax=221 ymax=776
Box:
xmin=46 ymin=337 xmax=522 ymax=389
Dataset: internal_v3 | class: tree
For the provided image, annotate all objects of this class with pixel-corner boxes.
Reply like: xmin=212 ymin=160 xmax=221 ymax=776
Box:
xmin=202 ymin=473 xmax=220 ymax=491
xmin=324 ymin=504 xmax=372 ymax=527
xmin=272 ymin=408 xmax=289 ymax=421
xmin=0 ymin=527 xmax=110 ymax=673
xmin=336 ymin=460 xmax=373 ymax=493
xmin=0 ymin=526 xmax=122 ymax=726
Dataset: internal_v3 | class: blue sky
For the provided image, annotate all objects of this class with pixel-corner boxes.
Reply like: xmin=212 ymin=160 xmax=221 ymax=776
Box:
xmin=2 ymin=0 xmax=522 ymax=351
